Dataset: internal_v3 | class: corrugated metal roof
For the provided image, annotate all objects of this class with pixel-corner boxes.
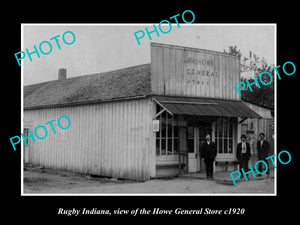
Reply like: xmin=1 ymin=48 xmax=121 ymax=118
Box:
xmin=153 ymin=96 xmax=261 ymax=118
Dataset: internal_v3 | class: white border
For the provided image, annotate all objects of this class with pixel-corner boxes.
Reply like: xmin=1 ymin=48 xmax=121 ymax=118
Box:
xmin=21 ymin=23 xmax=277 ymax=196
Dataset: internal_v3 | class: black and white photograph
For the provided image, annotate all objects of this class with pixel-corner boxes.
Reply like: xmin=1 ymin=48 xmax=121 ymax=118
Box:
xmin=21 ymin=24 xmax=275 ymax=195
xmin=3 ymin=4 xmax=298 ymax=222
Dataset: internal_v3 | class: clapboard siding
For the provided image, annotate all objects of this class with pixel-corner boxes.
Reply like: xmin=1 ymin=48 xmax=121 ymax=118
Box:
xmin=23 ymin=98 xmax=155 ymax=181
xmin=151 ymin=43 xmax=240 ymax=100
xmin=240 ymin=102 xmax=274 ymax=167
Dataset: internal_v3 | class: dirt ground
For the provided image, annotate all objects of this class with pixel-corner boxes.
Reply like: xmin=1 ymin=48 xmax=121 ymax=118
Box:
xmin=23 ymin=167 xmax=275 ymax=194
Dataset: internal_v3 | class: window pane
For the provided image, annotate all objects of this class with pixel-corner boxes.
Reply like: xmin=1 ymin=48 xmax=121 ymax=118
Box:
xmin=224 ymin=138 xmax=228 ymax=153
xmin=165 ymin=113 xmax=169 ymax=140
xmin=187 ymin=127 xmax=194 ymax=153
xmin=173 ymin=139 xmax=178 ymax=154
xmin=168 ymin=123 xmax=172 ymax=138
xmin=229 ymin=139 xmax=233 ymax=153
xmin=229 ymin=120 xmax=233 ymax=138
xmin=223 ymin=118 xmax=228 ymax=137
xmin=161 ymin=139 xmax=166 ymax=155
xmin=188 ymin=139 xmax=194 ymax=153
xmin=219 ymin=118 xmax=223 ymax=137
xmin=187 ymin=127 xmax=194 ymax=138
xmin=218 ymin=138 xmax=223 ymax=153
xmin=168 ymin=139 xmax=172 ymax=154
xmin=156 ymin=139 xmax=160 ymax=155
xmin=174 ymin=125 xmax=178 ymax=138
xmin=161 ymin=123 xmax=166 ymax=138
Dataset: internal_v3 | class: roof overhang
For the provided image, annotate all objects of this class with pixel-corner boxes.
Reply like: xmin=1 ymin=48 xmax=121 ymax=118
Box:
xmin=153 ymin=95 xmax=262 ymax=119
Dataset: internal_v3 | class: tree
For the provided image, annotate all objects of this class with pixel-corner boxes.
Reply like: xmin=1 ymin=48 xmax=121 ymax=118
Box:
xmin=223 ymin=45 xmax=241 ymax=57
xmin=224 ymin=46 xmax=274 ymax=109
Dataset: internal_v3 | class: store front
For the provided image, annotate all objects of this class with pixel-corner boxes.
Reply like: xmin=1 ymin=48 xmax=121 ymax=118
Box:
xmin=153 ymin=95 xmax=260 ymax=177
xmin=149 ymin=42 xmax=263 ymax=177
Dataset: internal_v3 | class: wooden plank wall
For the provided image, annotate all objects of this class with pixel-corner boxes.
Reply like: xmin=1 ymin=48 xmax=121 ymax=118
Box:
xmin=151 ymin=43 xmax=240 ymax=100
xmin=243 ymin=117 xmax=275 ymax=169
xmin=242 ymin=102 xmax=274 ymax=155
xmin=23 ymin=98 xmax=155 ymax=181
xmin=240 ymin=102 xmax=274 ymax=168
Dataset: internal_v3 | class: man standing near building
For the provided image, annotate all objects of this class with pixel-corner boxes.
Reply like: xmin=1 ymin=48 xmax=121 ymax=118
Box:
xmin=201 ymin=134 xmax=217 ymax=179
xmin=236 ymin=134 xmax=251 ymax=179
xmin=257 ymin=133 xmax=271 ymax=176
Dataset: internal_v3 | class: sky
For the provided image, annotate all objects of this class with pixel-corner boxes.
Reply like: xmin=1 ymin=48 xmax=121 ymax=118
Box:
xmin=22 ymin=24 xmax=275 ymax=85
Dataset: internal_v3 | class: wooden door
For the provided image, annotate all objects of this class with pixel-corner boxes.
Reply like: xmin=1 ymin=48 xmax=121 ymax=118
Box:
xmin=187 ymin=127 xmax=197 ymax=173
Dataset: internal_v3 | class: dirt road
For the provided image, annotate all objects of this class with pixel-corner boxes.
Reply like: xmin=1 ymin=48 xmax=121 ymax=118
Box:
xmin=23 ymin=167 xmax=274 ymax=194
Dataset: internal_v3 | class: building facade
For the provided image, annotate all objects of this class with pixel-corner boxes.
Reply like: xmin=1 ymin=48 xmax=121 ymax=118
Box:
xmin=24 ymin=43 xmax=273 ymax=181
xmin=240 ymin=102 xmax=274 ymax=169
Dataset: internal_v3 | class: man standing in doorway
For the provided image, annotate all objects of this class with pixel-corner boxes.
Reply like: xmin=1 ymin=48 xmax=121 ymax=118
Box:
xmin=257 ymin=133 xmax=271 ymax=176
xmin=236 ymin=134 xmax=251 ymax=179
xmin=201 ymin=134 xmax=217 ymax=179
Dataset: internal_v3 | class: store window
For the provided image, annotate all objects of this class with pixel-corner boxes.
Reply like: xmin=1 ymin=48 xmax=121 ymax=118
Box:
xmin=156 ymin=106 xmax=179 ymax=156
xmin=215 ymin=117 xmax=234 ymax=154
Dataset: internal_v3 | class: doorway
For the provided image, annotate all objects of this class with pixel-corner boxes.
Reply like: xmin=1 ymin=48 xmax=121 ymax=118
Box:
xmin=187 ymin=123 xmax=212 ymax=173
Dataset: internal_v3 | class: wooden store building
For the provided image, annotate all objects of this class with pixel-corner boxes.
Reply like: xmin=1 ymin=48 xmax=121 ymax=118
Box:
xmin=23 ymin=42 xmax=273 ymax=181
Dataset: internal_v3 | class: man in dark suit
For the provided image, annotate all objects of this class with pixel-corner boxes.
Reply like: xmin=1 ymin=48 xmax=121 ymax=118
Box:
xmin=257 ymin=133 xmax=271 ymax=176
xmin=201 ymin=134 xmax=217 ymax=179
xmin=236 ymin=134 xmax=251 ymax=179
